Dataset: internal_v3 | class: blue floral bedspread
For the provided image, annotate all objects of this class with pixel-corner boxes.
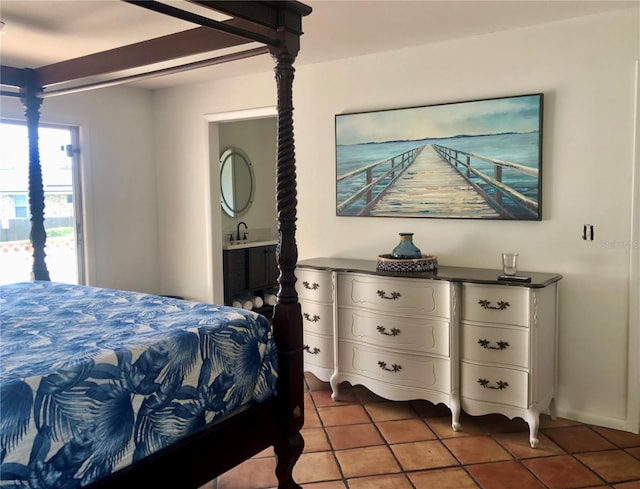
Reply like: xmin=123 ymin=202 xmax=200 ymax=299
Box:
xmin=0 ymin=281 xmax=277 ymax=488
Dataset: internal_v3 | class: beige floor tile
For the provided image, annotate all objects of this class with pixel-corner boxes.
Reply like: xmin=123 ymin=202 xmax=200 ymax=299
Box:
xmin=217 ymin=456 xmax=277 ymax=489
xmin=347 ymin=473 xmax=413 ymax=489
xmin=613 ymin=482 xmax=640 ymax=489
xmin=494 ymin=432 xmax=564 ymax=459
xmin=523 ymin=455 xmax=605 ymax=489
xmin=444 ymin=435 xmax=513 ymax=465
xmin=325 ymin=423 xmax=384 ymax=450
xmin=592 ymin=426 xmax=640 ymax=448
xmin=304 ymin=404 xmax=323 ymax=428
xmin=302 ymin=427 xmax=332 ymax=453
xmin=544 ymin=426 xmax=615 ymax=453
xmin=467 ymin=460 xmax=547 ymax=489
xmin=301 ymin=481 xmax=348 ymax=489
xmin=391 ymin=440 xmax=459 ymax=471
xmin=291 ymin=380 xmax=640 ymax=489
xmin=292 ymin=451 xmax=342 ymax=484
xmin=334 ymin=445 xmax=401 ymax=478
xmin=408 ymin=467 xmax=480 ymax=489
xmin=539 ymin=415 xmax=583 ymax=429
xmin=312 ymin=386 xmax=358 ymax=407
xmin=317 ymin=404 xmax=370 ymax=426
xmin=427 ymin=413 xmax=484 ymax=439
xmin=364 ymin=401 xmax=418 ymax=422
xmin=629 ymin=447 xmax=640 ymax=460
xmin=576 ymin=450 xmax=640 ymax=483
xmin=376 ymin=418 xmax=436 ymax=444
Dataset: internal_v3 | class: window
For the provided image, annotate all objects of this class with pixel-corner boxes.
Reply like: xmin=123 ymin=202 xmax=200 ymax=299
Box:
xmin=14 ymin=195 xmax=27 ymax=218
xmin=0 ymin=121 xmax=84 ymax=285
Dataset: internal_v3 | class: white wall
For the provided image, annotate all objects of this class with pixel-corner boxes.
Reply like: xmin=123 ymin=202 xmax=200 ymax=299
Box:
xmin=153 ymin=75 xmax=278 ymax=303
xmin=153 ymin=9 xmax=639 ymax=431
xmin=0 ymin=86 xmax=159 ymax=294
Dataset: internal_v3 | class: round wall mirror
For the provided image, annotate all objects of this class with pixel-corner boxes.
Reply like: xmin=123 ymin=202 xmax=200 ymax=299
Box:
xmin=220 ymin=147 xmax=255 ymax=218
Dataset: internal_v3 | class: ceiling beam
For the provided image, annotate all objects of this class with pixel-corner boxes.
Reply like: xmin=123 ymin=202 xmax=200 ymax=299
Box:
xmin=192 ymin=1 xmax=312 ymax=31
xmin=0 ymin=65 xmax=25 ymax=89
xmin=36 ymin=25 xmax=255 ymax=87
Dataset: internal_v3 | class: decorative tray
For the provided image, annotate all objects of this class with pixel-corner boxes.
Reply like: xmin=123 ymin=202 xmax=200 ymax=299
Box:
xmin=376 ymin=254 xmax=438 ymax=273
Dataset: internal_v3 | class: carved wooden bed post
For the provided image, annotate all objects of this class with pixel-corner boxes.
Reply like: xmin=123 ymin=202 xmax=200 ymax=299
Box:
xmin=21 ymin=68 xmax=50 ymax=281
xmin=269 ymin=8 xmax=307 ymax=488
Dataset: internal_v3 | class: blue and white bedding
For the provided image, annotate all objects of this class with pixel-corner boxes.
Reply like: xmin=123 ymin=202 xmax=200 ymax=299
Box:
xmin=0 ymin=281 xmax=278 ymax=488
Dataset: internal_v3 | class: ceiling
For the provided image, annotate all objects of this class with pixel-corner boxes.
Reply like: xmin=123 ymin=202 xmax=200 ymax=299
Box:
xmin=0 ymin=0 xmax=637 ymax=90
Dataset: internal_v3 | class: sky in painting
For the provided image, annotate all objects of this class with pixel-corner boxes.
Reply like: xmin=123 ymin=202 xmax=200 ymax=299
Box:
xmin=335 ymin=95 xmax=542 ymax=146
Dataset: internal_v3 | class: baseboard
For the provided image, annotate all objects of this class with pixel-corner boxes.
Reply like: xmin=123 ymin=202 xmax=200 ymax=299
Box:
xmin=555 ymin=407 xmax=634 ymax=433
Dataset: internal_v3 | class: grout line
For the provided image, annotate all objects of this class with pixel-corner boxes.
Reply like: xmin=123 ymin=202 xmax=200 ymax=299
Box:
xmin=301 ymin=376 xmax=640 ymax=489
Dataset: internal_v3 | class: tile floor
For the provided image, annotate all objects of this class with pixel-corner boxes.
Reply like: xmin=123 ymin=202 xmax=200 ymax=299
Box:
xmin=206 ymin=373 xmax=640 ymax=489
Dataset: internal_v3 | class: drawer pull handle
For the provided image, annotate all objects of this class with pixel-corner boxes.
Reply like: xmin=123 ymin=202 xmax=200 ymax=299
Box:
xmin=478 ymin=378 xmax=510 ymax=390
xmin=377 ymin=290 xmax=401 ymax=300
xmin=303 ymin=345 xmax=321 ymax=355
xmin=303 ymin=313 xmax=320 ymax=322
xmin=377 ymin=326 xmax=401 ymax=336
xmin=478 ymin=339 xmax=510 ymax=350
xmin=377 ymin=361 xmax=402 ymax=372
xmin=478 ymin=299 xmax=510 ymax=310
xmin=303 ymin=281 xmax=320 ymax=291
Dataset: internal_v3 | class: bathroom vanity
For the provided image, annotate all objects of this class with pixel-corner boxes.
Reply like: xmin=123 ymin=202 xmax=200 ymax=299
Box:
xmin=296 ymin=257 xmax=562 ymax=448
xmin=222 ymin=241 xmax=278 ymax=316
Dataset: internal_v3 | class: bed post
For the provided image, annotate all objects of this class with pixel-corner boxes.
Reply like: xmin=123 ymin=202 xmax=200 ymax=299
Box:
xmin=269 ymin=8 xmax=307 ymax=488
xmin=21 ymin=68 xmax=50 ymax=281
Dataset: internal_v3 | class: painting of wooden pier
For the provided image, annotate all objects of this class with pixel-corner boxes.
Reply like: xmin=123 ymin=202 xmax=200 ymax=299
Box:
xmin=335 ymin=94 xmax=543 ymax=220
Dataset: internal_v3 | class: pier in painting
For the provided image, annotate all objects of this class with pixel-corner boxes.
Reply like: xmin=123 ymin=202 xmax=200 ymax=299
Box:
xmin=337 ymin=144 xmax=539 ymax=219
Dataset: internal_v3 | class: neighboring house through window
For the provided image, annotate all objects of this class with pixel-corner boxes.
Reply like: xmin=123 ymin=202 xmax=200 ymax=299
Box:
xmin=13 ymin=194 xmax=27 ymax=218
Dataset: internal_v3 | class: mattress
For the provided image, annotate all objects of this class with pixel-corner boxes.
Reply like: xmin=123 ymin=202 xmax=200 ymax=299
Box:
xmin=0 ymin=281 xmax=277 ymax=488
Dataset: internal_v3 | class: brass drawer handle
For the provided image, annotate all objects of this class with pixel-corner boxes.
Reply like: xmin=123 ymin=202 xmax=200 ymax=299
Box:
xmin=478 ymin=378 xmax=509 ymax=390
xmin=303 ymin=345 xmax=321 ymax=355
xmin=303 ymin=281 xmax=320 ymax=290
xmin=378 ymin=361 xmax=402 ymax=372
xmin=478 ymin=339 xmax=510 ymax=350
xmin=377 ymin=290 xmax=401 ymax=300
xmin=478 ymin=299 xmax=510 ymax=310
xmin=377 ymin=325 xmax=401 ymax=336
xmin=303 ymin=312 xmax=320 ymax=322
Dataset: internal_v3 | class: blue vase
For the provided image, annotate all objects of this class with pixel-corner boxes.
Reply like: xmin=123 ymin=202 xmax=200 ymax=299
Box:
xmin=392 ymin=233 xmax=421 ymax=259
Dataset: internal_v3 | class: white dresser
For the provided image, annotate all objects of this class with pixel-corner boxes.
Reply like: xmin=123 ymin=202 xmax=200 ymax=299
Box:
xmin=334 ymin=272 xmax=461 ymax=430
xmin=297 ymin=267 xmax=335 ymax=382
xmin=460 ymin=282 xmax=558 ymax=447
xmin=296 ymin=258 xmax=561 ymax=446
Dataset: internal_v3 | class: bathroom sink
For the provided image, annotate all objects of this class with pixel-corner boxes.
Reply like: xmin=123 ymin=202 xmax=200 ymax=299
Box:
xmin=222 ymin=239 xmax=278 ymax=250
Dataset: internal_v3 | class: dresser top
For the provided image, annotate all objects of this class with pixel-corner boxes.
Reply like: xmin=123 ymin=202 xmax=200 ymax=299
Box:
xmin=297 ymin=257 xmax=562 ymax=288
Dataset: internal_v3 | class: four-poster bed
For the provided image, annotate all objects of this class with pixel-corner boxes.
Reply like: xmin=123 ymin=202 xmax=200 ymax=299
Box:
xmin=0 ymin=1 xmax=311 ymax=488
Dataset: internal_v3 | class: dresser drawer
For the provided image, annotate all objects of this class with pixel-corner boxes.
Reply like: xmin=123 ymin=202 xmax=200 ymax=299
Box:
xmin=462 ymin=284 xmax=529 ymax=326
xmin=303 ymin=332 xmax=334 ymax=370
xmin=301 ymin=300 xmax=333 ymax=335
xmin=296 ymin=268 xmax=333 ymax=303
xmin=461 ymin=322 xmax=529 ymax=368
xmin=337 ymin=273 xmax=450 ymax=318
xmin=461 ymin=362 xmax=528 ymax=408
xmin=338 ymin=307 xmax=449 ymax=357
xmin=338 ymin=341 xmax=450 ymax=394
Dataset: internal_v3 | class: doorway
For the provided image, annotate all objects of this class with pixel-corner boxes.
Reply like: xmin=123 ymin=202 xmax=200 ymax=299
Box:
xmin=0 ymin=120 xmax=85 ymax=284
xmin=206 ymin=106 xmax=277 ymax=305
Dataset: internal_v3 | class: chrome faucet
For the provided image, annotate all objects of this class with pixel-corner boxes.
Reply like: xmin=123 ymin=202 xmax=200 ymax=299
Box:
xmin=236 ymin=221 xmax=248 ymax=241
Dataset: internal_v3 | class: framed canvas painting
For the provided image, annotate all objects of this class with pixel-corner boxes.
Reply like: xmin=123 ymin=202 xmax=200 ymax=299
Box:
xmin=335 ymin=94 xmax=543 ymax=220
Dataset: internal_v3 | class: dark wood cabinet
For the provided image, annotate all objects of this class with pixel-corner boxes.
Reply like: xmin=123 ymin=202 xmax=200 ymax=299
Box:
xmin=248 ymin=246 xmax=278 ymax=289
xmin=223 ymin=244 xmax=278 ymax=316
